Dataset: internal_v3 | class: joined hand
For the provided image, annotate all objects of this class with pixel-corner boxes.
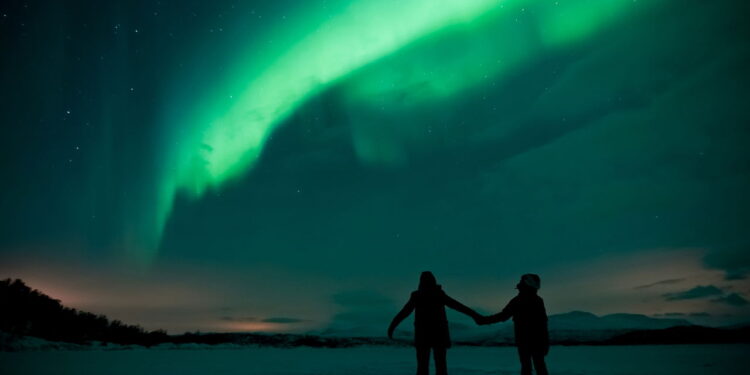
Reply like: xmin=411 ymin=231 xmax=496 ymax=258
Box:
xmin=472 ymin=314 xmax=489 ymax=325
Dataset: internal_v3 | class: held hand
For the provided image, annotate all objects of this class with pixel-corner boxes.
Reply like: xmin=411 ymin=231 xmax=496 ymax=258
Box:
xmin=468 ymin=310 xmax=483 ymax=324
xmin=472 ymin=314 xmax=487 ymax=325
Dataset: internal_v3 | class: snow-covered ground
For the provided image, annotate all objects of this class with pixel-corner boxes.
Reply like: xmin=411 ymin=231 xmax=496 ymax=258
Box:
xmin=1 ymin=344 xmax=747 ymax=374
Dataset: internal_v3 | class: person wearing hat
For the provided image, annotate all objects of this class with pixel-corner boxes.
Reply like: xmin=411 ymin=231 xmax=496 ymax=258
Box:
xmin=477 ymin=274 xmax=549 ymax=375
xmin=388 ymin=271 xmax=482 ymax=375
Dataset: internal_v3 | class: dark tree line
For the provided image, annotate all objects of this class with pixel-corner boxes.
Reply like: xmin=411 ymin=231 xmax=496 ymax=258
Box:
xmin=0 ymin=278 xmax=167 ymax=346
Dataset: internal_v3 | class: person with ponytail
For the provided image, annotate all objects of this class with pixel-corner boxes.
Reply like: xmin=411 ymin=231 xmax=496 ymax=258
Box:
xmin=388 ymin=271 xmax=481 ymax=375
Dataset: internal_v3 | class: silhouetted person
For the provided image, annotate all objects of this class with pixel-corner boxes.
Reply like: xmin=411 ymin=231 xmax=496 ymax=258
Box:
xmin=479 ymin=274 xmax=549 ymax=375
xmin=388 ymin=271 xmax=481 ymax=375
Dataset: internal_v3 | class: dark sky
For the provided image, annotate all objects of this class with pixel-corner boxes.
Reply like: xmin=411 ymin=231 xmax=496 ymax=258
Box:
xmin=1 ymin=0 xmax=749 ymax=334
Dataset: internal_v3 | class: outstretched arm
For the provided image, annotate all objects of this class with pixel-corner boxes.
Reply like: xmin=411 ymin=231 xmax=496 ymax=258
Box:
xmin=388 ymin=295 xmax=415 ymax=339
xmin=443 ymin=293 xmax=482 ymax=322
xmin=480 ymin=298 xmax=516 ymax=325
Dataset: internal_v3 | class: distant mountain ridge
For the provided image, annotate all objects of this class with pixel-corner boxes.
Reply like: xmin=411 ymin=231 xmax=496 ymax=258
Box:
xmin=543 ymin=310 xmax=693 ymax=343
xmin=550 ymin=310 xmax=692 ymax=331
xmin=375 ymin=309 xmax=695 ymax=344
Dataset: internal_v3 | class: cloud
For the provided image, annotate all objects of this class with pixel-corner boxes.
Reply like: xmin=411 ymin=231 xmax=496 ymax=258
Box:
xmin=663 ymin=285 xmax=749 ymax=309
xmin=662 ymin=285 xmax=723 ymax=301
xmin=711 ymin=293 xmax=749 ymax=307
xmin=634 ymin=278 xmax=686 ymax=290
xmin=703 ymin=245 xmax=750 ymax=280
xmin=261 ymin=317 xmax=305 ymax=324
xmin=654 ymin=312 xmax=712 ymax=318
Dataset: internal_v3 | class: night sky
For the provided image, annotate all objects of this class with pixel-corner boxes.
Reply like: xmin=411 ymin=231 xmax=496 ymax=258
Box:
xmin=1 ymin=0 xmax=749 ymax=334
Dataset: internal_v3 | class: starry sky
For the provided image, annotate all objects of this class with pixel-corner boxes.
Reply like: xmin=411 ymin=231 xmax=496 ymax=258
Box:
xmin=1 ymin=0 xmax=749 ymax=334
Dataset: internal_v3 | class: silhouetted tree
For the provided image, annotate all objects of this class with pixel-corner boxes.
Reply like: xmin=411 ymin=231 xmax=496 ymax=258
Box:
xmin=0 ymin=278 xmax=167 ymax=346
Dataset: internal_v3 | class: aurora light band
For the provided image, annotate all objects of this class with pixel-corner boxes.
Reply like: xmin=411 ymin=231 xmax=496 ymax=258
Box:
xmin=139 ymin=0 xmax=662 ymax=262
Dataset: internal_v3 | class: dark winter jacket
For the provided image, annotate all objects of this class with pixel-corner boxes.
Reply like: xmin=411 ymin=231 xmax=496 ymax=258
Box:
xmin=486 ymin=292 xmax=549 ymax=349
xmin=389 ymin=285 xmax=476 ymax=348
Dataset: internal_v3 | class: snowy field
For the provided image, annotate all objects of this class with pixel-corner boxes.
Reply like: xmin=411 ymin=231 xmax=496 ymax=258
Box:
xmin=1 ymin=344 xmax=747 ymax=374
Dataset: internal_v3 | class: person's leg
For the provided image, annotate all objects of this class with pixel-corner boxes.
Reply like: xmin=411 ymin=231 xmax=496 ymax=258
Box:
xmin=433 ymin=346 xmax=448 ymax=375
xmin=532 ymin=349 xmax=548 ymax=375
xmin=517 ymin=346 xmax=532 ymax=375
xmin=416 ymin=346 xmax=430 ymax=375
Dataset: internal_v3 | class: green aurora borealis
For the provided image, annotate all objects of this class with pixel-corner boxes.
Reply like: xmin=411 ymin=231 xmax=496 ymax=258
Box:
xmin=1 ymin=0 xmax=749 ymax=333
xmin=158 ymin=0 xmax=664 ymax=262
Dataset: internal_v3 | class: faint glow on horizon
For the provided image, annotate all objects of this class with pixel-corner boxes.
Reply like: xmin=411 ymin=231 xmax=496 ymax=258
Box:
xmin=533 ymin=247 xmax=730 ymax=317
xmin=217 ymin=321 xmax=293 ymax=333
xmin=2 ymin=246 xmax=747 ymax=331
